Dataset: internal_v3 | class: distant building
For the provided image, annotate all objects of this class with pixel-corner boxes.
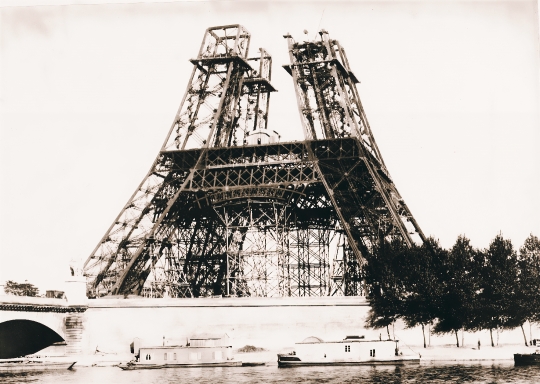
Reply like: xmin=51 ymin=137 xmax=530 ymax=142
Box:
xmin=46 ymin=290 xmax=65 ymax=299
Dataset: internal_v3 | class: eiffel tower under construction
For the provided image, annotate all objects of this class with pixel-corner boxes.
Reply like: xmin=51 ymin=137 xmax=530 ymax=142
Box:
xmin=83 ymin=24 xmax=425 ymax=299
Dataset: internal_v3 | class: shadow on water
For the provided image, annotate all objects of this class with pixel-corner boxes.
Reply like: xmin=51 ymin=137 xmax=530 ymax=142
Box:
xmin=0 ymin=362 xmax=539 ymax=383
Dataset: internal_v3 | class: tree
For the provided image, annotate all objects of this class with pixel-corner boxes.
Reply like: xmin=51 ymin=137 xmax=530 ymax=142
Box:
xmin=4 ymin=280 xmax=39 ymax=297
xmin=401 ymin=238 xmax=446 ymax=348
xmin=364 ymin=239 xmax=407 ymax=340
xmin=470 ymin=234 xmax=519 ymax=347
xmin=513 ymin=234 xmax=540 ymax=345
xmin=432 ymin=236 xmax=478 ymax=347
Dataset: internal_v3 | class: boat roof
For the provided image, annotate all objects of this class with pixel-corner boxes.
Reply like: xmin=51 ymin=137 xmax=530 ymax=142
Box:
xmin=140 ymin=345 xmax=231 ymax=350
xmin=301 ymin=336 xmax=324 ymax=343
xmin=297 ymin=338 xmax=398 ymax=344
xmin=189 ymin=333 xmax=229 ymax=340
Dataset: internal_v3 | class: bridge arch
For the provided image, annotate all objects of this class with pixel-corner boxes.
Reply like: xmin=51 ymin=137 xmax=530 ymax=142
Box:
xmin=0 ymin=319 xmax=64 ymax=358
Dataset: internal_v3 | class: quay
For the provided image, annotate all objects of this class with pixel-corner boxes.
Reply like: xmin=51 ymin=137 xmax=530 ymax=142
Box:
xmin=2 ymin=289 xmax=539 ymax=367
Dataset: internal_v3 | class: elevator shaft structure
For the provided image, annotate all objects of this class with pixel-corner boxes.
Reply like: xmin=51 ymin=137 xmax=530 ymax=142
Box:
xmin=283 ymin=30 xmax=425 ymax=269
xmin=83 ymin=25 xmax=425 ymax=298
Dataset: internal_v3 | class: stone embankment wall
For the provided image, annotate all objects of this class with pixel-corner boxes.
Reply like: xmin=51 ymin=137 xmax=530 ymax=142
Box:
xmin=2 ymin=293 xmax=539 ymax=358
xmin=64 ymin=314 xmax=84 ymax=355
xmin=82 ymin=296 xmax=371 ymax=354
xmin=80 ymin=296 xmax=540 ymax=356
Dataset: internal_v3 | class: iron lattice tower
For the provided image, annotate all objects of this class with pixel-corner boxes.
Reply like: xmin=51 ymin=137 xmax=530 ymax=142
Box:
xmin=83 ymin=25 xmax=425 ymax=298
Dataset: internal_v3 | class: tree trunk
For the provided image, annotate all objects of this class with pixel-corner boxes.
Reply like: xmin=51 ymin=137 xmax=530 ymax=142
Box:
xmin=422 ymin=324 xmax=426 ymax=348
xmin=520 ymin=324 xmax=528 ymax=347
xmin=454 ymin=330 xmax=460 ymax=347
xmin=386 ymin=325 xmax=390 ymax=340
xmin=490 ymin=328 xmax=494 ymax=347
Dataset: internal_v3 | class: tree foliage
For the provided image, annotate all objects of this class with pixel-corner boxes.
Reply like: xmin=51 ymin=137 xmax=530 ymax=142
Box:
xmin=363 ymin=232 xmax=540 ymax=348
xmin=400 ymin=238 xmax=445 ymax=347
xmin=517 ymin=234 xmax=540 ymax=323
xmin=4 ymin=280 xmax=39 ymax=297
xmin=513 ymin=234 xmax=540 ymax=345
xmin=432 ymin=236 xmax=478 ymax=347
xmin=364 ymin=239 xmax=406 ymax=339
xmin=470 ymin=234 xmax=518 ymax=346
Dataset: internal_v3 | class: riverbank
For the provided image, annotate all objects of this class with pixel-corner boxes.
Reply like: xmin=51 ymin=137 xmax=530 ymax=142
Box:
xmin=400 ymin=343 xmax=536 ymax=362
xmin=63 ymin=343 xmax=538 ymax=367
xmin=236 ymin=344 xmax=536 ymax=366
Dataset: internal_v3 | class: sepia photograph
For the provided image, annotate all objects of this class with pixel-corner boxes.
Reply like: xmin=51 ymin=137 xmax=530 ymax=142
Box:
xmin=1 ymin=0 xmax=539 ymax=382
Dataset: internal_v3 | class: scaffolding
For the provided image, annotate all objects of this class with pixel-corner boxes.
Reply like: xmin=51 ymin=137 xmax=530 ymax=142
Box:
xmin=83 ymin=25 xmax=424 ymax=298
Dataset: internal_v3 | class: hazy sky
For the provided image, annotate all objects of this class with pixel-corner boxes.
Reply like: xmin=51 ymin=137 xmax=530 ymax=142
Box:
xmin=1 ymin=0 xmax=539 ymax=291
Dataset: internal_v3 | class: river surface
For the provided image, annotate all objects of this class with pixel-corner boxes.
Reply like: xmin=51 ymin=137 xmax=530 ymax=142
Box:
xmin=1 ymin=362 xmax=540 ymax=383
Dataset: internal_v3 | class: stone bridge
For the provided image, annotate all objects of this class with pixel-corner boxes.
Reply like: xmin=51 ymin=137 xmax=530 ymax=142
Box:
xmin=3 ymin=294 xmax=533 ymax=361
xmin=0 ymin=295 xmax=87 ymax=358
xmin=1 ymin=294 xmax=371 ymax=359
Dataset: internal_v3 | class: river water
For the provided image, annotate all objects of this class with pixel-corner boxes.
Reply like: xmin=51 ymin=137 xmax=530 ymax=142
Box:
xmin=1 ymin=362 xmax=540 ymax=383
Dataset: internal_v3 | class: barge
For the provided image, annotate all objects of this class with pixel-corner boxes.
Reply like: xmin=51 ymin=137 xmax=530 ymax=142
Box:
xmin=514 ymin=350 xmax=540 ymax=366
xmin=278 ymin=335 xmax=420 ymax=367
xmin=0 ymin=358 xmax=76 ymax=371
xmin=119 ymin=334 xmax=242 ymax=370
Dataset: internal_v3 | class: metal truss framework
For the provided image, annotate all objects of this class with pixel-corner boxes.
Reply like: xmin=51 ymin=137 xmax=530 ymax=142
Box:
xmin=83 ymin=25 xmax=425 ymax=298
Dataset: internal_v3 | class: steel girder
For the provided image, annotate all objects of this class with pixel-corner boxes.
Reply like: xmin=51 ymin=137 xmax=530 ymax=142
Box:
xmin=84 ymin=139 xmax=422 ymax=297
xmin=284 ymin=31 xmax=426 ymax=268
xmin=83 ymin=26 xmax=425 ymax=298
xmin=84 ymin=24 xmax=276 ymax=296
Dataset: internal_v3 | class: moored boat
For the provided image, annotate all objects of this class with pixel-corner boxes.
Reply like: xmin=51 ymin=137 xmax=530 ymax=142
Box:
xmin=277 ymin=335 xmax=420 ymax=367
xmin=119 ymin=333 xmax=242 ymax=370
xmin=241 ymin=362 xmax=266 ymax=367
xmin=119 ymin=360 xmax=242 ymax=370
xmin=0 ymin=358 xmax=76 ymax=371
xmin=514 ymin=350 xmax=540 ymax=366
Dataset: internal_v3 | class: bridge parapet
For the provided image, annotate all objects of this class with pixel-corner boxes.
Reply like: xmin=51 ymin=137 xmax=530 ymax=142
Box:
xmin=0 ymin=294 xmax=87 ymax=313
xmin=0 ymin=295 xmax=88 ymax=357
